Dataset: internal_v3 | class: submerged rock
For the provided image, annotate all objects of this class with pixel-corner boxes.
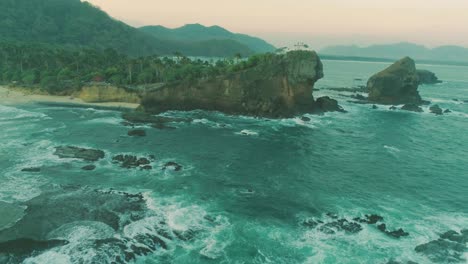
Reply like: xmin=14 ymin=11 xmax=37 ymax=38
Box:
xmin=367 ymin=57 xmax=422 ymax=105
xmin=81 ymin=164 xmax=96 ymax=171
xmin=54 ymin=146 xmax=105 ymax=161
xmin=318 ymin=219 xmax=362 ymax=234
xmin=315 ymin=96 xmax=346 ymax=113
xmin=415 ymin=230 xmax=468 ymax=263
xmin=140 ymin=51 xmax=324 ymax=118
xmin=401 ymin=104 xmax=423 ymax=113
xmin=417 ymin=69 xmax=441 ymax=84
xmin=444 ymin=109 xmax=451 ymax=113
xmin=21 ymin=167 xmax=41 ymax=172
xmin=377 ymin=224 xmax=409 ymax=238
xmin=429 ymin=105 xmax=443 ymax=115
xmin=128 ymin=129 xmax=146 ymax=137
xmin=163 ymin=162 xmax=183 ymax=172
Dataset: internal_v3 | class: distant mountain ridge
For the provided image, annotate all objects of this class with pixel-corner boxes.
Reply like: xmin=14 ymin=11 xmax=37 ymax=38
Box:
xmin=0 ymin=0 xmax=273 ymax=57
xmin=140 ymin=24 xmax=276 ymax=54
xmin=320 ymin=42 xmax=468 ymax=63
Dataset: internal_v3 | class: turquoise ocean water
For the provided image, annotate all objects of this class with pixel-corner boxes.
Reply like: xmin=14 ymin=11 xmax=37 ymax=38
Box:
xmin=0 ymin=60 xmax=467 ymax=263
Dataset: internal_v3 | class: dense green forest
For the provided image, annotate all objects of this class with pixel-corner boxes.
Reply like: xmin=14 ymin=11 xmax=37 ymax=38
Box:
xmin=0 ymin=0 xmax=270 ymax=57
xmin=0 ymin=42 xmax=272 ymax=95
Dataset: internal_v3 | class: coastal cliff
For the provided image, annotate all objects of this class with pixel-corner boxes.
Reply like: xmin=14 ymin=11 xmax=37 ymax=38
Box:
xmin=76 ymin=84 xmax=140 ymax=104
xmin=139 ymin=51 xmax=324 ymax=118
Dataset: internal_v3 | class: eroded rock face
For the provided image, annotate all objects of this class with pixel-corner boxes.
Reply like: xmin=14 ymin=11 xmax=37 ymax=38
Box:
xmin=417 ymin=70 xmax=441 ymax=85
xmin=140 ymin=51 xmax=324 ymax=118
xmin=367 ymin=57 xmax=421 ymax=105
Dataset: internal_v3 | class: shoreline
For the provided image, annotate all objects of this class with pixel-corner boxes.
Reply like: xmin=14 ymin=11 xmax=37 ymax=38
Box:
xmin=0 ymin=86 xmax=139 ymax=110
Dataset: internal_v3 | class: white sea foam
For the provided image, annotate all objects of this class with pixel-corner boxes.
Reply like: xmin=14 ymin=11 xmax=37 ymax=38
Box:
xmin=23 ymin=251 xmax=72 ymax=264
xmin=235 ymin=129 xmax=259 ymax=136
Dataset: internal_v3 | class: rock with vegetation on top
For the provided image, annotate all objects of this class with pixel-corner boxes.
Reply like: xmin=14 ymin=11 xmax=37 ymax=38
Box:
xmin=54 ymin=146 xmax=105 ymax=161
xmin=139 ymin=50 xmax=324 ymax=118
xmin=367 ymin=57 xmax=421 ymax=105
xmin=417 ymin=69 xmax=441 ymax=85
xmin=76 ymin=84 xmax=141 ymax=103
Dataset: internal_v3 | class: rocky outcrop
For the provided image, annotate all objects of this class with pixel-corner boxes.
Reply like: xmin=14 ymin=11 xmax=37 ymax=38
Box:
xmin=417 ymin=69 xmax=441 ymax=84
xmin=429 ymin=105 xmax=443 ymax=115
xmin=112 ymin=155 xmax=152 ymax=170
xmin=76 ymin=84 xmax=140 ymax=104
xmin=315 ymin=96 xmax=346 ymax=113
xmin=415 ymin=229 xmax=467 ymax=262
xmin=139 ymin=51 xmax=324 ymax=118
xmin=367 ymin=57 xmax=422 ymax=104
xmin=401 ymin=104 xmax=423 ymax=112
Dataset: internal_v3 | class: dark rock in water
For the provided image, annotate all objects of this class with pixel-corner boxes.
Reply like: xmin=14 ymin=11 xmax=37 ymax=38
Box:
xmin=417 ymin=69 xmax=442 ymax=84
xmin=163 ymin=161 xmax=183 ymax=171
xmin=315 ymin=96 xmax=346 ymax=113
xmin=372 ymin=105 xmax=378 ymax=109
xmin=354 ymin=214 xmax=384 ymax=224
xmin=429 ymin=105 xmax=443 ymax=115
xmin=352 ymin=94 xmax=367 ymax=100
xmin=140 ymin=165 xmax=152 ymax=170
xmin=0 ymin=238 xmax=68 ymax=255
xmin=301 ymin=219 xmax=321 ymax=228
xmin=367 ymin=57 xmax=422 ymax=105
xmin=301 ymin=116 xmax=311 ymax=122
xmin=152 ymin=123 xmax=177 ymax=130
xmin=319 ymin=219 xmax=362 ymax=234
xmin=389 ymin=106 xmax=397 ymax=110
xmin=140 ymin=51 xmax=324 ymax=118
xmin=326 ymin=212 xmax=339 ymax=219
xmin=444 ymin=109 xmax=451 ymax=113
xmin=21 ymin=167 xmax=41 ymax=172
xmin=81 ymin=164 xmax=96 ymax=171
xmin=54 ymin=146 xmax=105 ymax=161
xmin=401 ymin=104 xmax=423 ymax=113
xmin=440 ymin=230 xmax=468 ymax=244
xmin=112 ymin=155 xmax=151 ymax=169
xmin=415 ymin=236 xmax=467 ymax=263
xmin=128 ymin=129 xmax=146 ymax=137
xmin=377 ymin=224 xmax=409 ymax=238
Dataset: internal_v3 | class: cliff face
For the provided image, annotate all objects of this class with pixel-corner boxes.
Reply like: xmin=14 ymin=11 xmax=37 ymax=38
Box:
xmin=77 ymin=85 xmax=140 ymax=104
xmin=367 ymin=57 xmax=421 ymax=104
xmin=140 ymin=51 xmax=324 ymax=117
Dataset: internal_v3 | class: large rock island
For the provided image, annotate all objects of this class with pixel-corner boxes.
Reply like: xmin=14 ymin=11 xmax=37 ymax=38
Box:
xmin=367 ymin=57 xmax=422 ymax=105
xmin=139 ymin=51 xmax=326 ymax=118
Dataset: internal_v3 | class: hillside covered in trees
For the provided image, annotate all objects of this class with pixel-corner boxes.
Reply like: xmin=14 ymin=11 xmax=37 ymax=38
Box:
xmin=0 ymin=42 xmax=272 ymax=95
xmin=0 ymin=0 xmax=273 ymax=57
xmin=140 ymin=24 xmax=276 ymax=54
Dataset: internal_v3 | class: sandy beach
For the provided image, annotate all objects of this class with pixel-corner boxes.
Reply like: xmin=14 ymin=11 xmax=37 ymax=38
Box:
xmin=0 ymin=86 xmax=139 ymax=110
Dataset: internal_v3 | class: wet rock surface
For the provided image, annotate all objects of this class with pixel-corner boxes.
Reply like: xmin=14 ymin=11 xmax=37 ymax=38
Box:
xmin=20 ymin=167 xmax=41 ymax=172
xmin=127 ymin=129 xmax=146 ymax=137
xmin=415 ymin=229 xmax=468 ymax=263
xmin=429 ymin=105 xmax=443 ymax=115
xmin=112 ymin=155 xmax=152 ymax=170
xmin=54 ymin=146 xmax=105 ymax=161
xmin=401 ymin=104 xmax=423 ymax=113
xmin=81 ymin=164 xmax=96 ymax=171
xmin=0 ymin=185 xmax=214 ymax=263
xmin=163 ymin=161 xmax=183 ymax=172
xmin=315 ymin=96 xmax=346 ymax=113
xmin=301 ymin=213 xmax=409 ymax=239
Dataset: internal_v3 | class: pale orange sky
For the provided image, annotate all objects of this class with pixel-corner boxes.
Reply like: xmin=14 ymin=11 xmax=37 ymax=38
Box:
xmin=86 ymin=0 xmax=468 ymax=49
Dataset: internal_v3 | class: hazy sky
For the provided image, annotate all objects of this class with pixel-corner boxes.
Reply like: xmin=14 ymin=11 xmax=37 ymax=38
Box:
xmin=86 ymin=0 xmax=468 ymax=49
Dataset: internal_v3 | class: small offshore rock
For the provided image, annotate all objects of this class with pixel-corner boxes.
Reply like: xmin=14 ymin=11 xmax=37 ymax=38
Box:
xmin=81 ymin=165 xmax=96 ymax=171
xmin=372 ymin=105 xmax=378 ymax=109
xmin=429 ymin=105 xmax=443 ymax=115
xmin=163 ymin=162 xmax=183 ymax=171
xmin=128 ymin=129 xmax=146 ymax=137
xmin=301 ymin=116 xmax=311 ymax=122
xmin=315 ymin=96 xmax=346 ymax=113
xmin=444 ymin=109 xmax=451 ymax=113
xmin=21 ymin=167 xmax=41 ymax=172
xmin=401 ymin=104 xmax=423 ymax=113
